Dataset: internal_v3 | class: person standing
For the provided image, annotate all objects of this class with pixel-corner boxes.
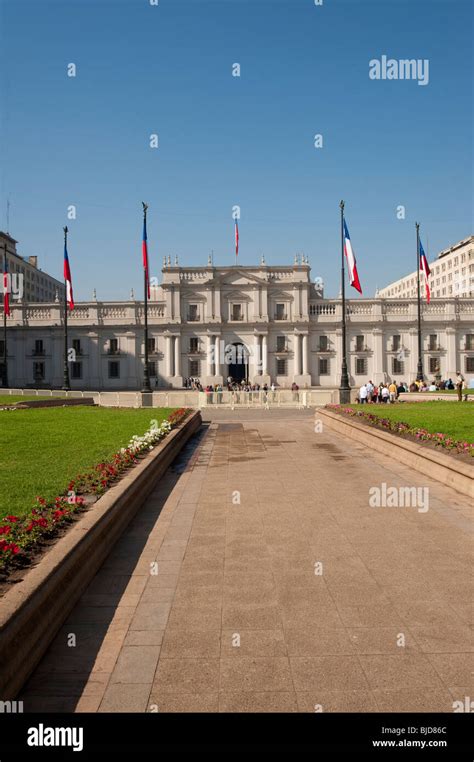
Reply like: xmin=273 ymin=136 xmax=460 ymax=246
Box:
xmin=388 ymin=380 xmax=397 ymax=403
xmin=456 ymin=372 xmax=464 ymax=402
xmin=366 ymin=380 xmax=374 ymax=403
xmin=359 ymin=384 xmax=368 ymax=404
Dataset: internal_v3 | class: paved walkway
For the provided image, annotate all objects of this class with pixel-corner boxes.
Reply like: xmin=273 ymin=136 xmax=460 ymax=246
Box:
xmin=21 ymin=414 xmax=473 ymax=712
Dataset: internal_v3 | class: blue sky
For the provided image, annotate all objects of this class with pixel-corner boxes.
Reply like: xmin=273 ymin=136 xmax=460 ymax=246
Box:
xmin=0 ymin=0 xmax=472 ymax=299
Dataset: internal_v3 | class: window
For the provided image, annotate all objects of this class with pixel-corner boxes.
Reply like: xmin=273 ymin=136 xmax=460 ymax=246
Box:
xmin=319 ymin=358 xmax=329 ymax=375
xmin=466 ymin=334 xmax=473 ymax=350
xmin=108 ymin=361 xmax=120 ymax=379
xmin=189 ymin=337 xmax=199 ymax=352
xmin=72 ymin=338 xmax=82 ymax=355
xmin=34 ymin=339 xmax=44 ymax=356
xmin=429 ymin=357 xmax=439 ymax=374
xmin=466 ymin=357 xmax=474 ymax=372
xmin=109 ymin=338 xmax=119 ymax=355
xmin=319 ymin=335 xmax=328 ymax=351
xmin=189 ymin=359 xmax=200 ymax=376
xmin=276 ymin=336 xmax=286 ymax=352
xmin=276 ymin=358 xmax=287 ymax=375
xmin=275 ymin=303 xmax=286 ymax=320
xmin=355 ymin=335 xmax=364 ymax=351
xmin=392 ymin=358 xmax=404 ymax=375
xmin=355 ymin=358 xmax=366 ymax=375
xmin=147 ymin=361 xmax=157 ymax=377
xmin=147 ymin=337 xmax=156 ymax=353
xmin=0 ymin=340 xmax=4 ymax=357
xmin=71 ymin=362 xmax=82 ymax=379
xmin=428 ymin=334 xmax=437 ymax=351
xmin=231 ymin=304 xmax=242 ymax=321
xmin=392 ymin=335 xmax=401 ymax=351
xmin=188 ymin=304 xmax=198 ymax=322
xmin=33 ymin=361 xmax=45 ymax=381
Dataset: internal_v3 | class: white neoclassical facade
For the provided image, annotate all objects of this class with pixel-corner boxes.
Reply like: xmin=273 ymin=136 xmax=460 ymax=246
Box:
xmin=1 ymin=261 xmax=474 ymax=390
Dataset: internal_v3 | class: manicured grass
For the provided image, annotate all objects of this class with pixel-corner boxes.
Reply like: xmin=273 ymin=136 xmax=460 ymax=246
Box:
xmin=349 ymin=401 xmax=474 ymax=442
xmin=0 ymin=406 xmax=175 ymax=518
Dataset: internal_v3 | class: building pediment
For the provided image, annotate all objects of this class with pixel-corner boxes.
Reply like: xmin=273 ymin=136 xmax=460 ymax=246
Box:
xmin=224 ymin=289 xmax=252 ymax=302
xmin=215 ymin=269 xmax=268 ymax=287
xmin=269 ymin=290 xmax=294 ymax=301
xmin=180 ymin=290 xmax=207 ymax=302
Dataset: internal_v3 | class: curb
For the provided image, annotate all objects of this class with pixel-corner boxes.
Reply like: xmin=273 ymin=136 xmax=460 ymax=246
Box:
xmin=318 ymin=409 xmax=473 ymax=499
xmin=0 ymin=409 xmax=202 ymax=699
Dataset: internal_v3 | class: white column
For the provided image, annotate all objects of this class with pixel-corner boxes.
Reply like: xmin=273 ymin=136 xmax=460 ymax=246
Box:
xmin=294 ymin=333 xmax=300 ymax=377
xmin=214 ymin=336 xmax=221 ymax=377
xmin=409 ymin=329 xmax=418 ymax=381
xmin=372 ymin=328 xmax=384 ymax=384
xmin=214 ymin=288 xmax=221 ymax=321
xmin=205 ymin=289 xmax=213 ymax=321
xmin=262 ymin=335 xmax=268 ymax=375
xmin=206 ymin=334 xmax=213 ymax=378
xmin=301 ymin=285 xmax=309 ymax=319
xmin=445 ymin=327 xmax=457 ymax=379
xmin=174 ymin=335 xmax=181 ymax=376
xmin=261 ymin=287 xmax=268 ymax=320
xmin=302 ymin=334 xmax=308 ymax=374
xmin=165 ymin=335 xmax=172 ymax=378
xmin=253 ymin=334 xmax=260 ymax=376
xmin=165 ymin=288 xmax=173 ymax=321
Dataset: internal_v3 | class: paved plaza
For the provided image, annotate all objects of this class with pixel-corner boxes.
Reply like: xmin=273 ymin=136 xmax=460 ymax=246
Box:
xmin=21 ymin=413 xmax=473 ymax=713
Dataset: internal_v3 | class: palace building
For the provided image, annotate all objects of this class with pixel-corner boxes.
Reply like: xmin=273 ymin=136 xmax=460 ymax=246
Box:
xmin=1 ymin=257 xmax=474 ymax=390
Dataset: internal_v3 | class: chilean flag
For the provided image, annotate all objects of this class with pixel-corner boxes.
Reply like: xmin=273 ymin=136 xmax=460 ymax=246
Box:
xmin=234 ymin=218 xmax=239 ymax=258
xmin=419 ymin=240 xmax=431 ymax=303
xmin=143 ymin=216 xmax=150 ymax=298
xmin=64 ymin=240 xmax=74 ymax=310
xmin=3 ymin=253 xmax=10 ymax=317
xmin=343 ymin=220 xmax=362 ymax=294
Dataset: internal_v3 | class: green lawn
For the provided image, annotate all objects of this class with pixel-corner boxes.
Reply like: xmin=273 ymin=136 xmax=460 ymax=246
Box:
xmin=349 ymin=401 xmax=474 ymax=442
xmin=0 ymin=406 xmax=175 ymax=518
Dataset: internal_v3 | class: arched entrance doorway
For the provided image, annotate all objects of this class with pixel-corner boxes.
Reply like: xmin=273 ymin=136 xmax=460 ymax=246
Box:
xmin=225 ymin=342 xmax=249 ymax=384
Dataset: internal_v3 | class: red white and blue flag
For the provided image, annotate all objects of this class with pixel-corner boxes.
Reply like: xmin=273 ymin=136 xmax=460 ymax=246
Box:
xmin=63 ymin=240 xmax=74 ymax=310
xmin=3 ymin=253 xmax=10 ymax=317
xmin=234 ymin=218 xmax=239 ymax=258
xmin=143 ymin=216 xmax=150 ymax=298
xmin=343 ymin=220 xmax=362 ymax=294
xmin=419 ymin=240 xmax=431 ymax=303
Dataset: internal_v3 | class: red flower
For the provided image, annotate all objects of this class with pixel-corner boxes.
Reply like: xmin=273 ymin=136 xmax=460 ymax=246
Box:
xmin=0 ymin=525 xmax=11 ymax=535
xmin=6 ymin=515 xmax=19 ymax=523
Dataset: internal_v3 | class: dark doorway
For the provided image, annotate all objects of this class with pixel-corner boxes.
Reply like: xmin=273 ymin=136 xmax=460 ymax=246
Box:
xmin=226 ymin=342 xmax=249 ymax=383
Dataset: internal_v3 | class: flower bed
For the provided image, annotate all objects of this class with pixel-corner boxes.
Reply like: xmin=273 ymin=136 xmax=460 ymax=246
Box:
xmin=0 ymin=408 xmax=190 ymax=577
xmin=325 ymin=404 xmax=474 ymax=457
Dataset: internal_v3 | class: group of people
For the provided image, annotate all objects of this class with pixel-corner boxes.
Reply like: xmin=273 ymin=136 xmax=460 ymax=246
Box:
xmin=357 ymin=380 xmax=403 ymax=404
xmin=183 ymin=376 xmax=280 ymax=398
xmin=358 ymin=372 xmax=470 ymax=403
xmin=182 ymin=377 xmax=203 ymax=390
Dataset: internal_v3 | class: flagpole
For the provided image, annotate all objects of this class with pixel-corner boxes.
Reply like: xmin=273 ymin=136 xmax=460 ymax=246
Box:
xmin=142 ymin=202 xmax=151 ymax=392
xmin=339 ymin=200 xmax=351 ymax=403
xmin=416 ymin=222 xmax=423 ymax=382
xmin=61 ymin=226 xmax=71 ymax=391
xmin=2 ymin=242 xmax=8 ymax=388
